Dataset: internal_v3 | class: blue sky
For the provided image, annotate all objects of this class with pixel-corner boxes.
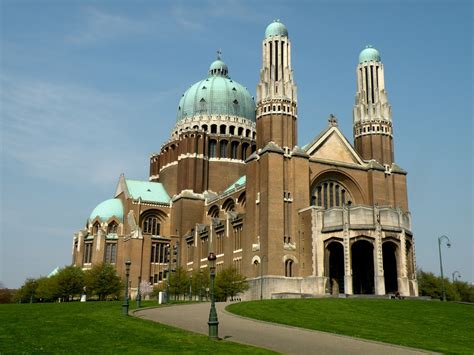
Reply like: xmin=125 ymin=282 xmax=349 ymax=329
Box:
xmin=1 ymin=0 xmax=472 ymax=288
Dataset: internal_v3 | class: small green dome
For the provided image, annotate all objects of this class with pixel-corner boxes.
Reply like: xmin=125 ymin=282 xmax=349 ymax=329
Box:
xmin=176 ymin=59 xmax=256 ymax=123
xmin=89 ymin=199 xmax=123 ymax=222
xmin=359 ymin=45 xmax=381 ymax=63
xmin=265 ymin=19 xmax=288 ymax=38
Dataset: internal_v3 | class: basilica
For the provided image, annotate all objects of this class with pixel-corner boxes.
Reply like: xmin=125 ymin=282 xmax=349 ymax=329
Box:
xmin=72 ymin=20 xmax=418 ymax=299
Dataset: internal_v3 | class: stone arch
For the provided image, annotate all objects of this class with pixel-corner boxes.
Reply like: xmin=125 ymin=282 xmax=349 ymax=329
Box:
xmin=382 ymin=240 xmax=399 ymax=293
xmin=207 ymin=205 xmax=219 ymax=218
xmin=222 ymin=198 xmax=235 ymax=212
xmin=283 ymin=255 xmax=298 ymax=277
xmin=351 ymin=238 xmax=375 ymax=294
xmin=237 ymin=191 xmax=246 ymax=208
xmin=140 ymin=209 xmax=167 ymax=236
xmin=251 ymin=255 xmax=261 ymax=264
xmin=311 ymin=170 xmax=366 ymax=205
xmin=325 ymin=239 xmax=344 ymax=294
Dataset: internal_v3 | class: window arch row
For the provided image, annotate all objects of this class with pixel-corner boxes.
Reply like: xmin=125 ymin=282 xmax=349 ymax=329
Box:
xmin=311 ymin=180 xmax=353 ymax=209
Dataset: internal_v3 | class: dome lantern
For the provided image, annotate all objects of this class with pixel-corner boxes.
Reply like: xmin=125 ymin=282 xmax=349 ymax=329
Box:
xmin=359 ymin=45 xmax=381 ymax=63
xmin=265 ymin=19 xmax=288 ymax=38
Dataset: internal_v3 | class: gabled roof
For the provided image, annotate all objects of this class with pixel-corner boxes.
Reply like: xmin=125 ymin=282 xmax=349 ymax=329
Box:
xmin=115 ymin=174 xmax=171 ymax=204
xmin=224 ymin=175 xmax=246 ymax=193
xmin=304 ymin=125 xmax=365 ymax=166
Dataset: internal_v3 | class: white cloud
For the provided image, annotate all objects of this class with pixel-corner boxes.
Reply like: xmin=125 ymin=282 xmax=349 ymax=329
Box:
xmin=70 ymin=6 xmax=148 ymax=44
xmin=0 ymin=75 xmax=162 ymax=186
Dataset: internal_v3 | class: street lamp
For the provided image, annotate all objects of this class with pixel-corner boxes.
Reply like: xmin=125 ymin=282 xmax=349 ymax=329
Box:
xmin=199 ymin=270 xmax=203 ymax=302
xmin=452 ymin=271 xmax=461 ymax=283
xmin=122 ymin=260 xmax=131 ymax=315
xmin=136 ymin=275 xmax=142 ymax=308
xmin=207 ymin=252 xmax=219 ymax=339
xmin=438 ymin=235 xmax=451 ymax=302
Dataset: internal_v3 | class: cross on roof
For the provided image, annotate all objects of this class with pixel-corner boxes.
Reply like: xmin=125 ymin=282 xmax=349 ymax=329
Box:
xmin=217 ymin=49 xmax=222 ymax=60
xmin=328 ymin=114 xmax=338 ymax=126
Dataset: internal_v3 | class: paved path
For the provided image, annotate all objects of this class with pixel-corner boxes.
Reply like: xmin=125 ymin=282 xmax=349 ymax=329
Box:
xmin=134 ymin=302 xmax=434 ymax=354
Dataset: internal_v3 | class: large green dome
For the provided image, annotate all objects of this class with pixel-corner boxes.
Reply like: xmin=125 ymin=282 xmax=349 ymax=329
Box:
xmin=176 ymin=59 xmax=256 ymax=123
xmin=265 ymin=19 xmax=288 ymax=38
xmin=89 ymin=199 xmax=123 ymax=222
xmin=359 ymin=45 xmax=381 ymax=63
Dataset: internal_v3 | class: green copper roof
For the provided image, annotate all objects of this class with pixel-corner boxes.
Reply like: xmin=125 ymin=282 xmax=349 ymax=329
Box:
xmin=48 ymin=267 xmax=60 ymax=278
xmin=209 ymin=59 xmax=228 ymax=76
xmin=359 ymin=45 xmax=381 ymax=63
xmin=126 ymin=179 xmax=170 ymax=204
xmin=265 ymin=19 xmax=288 ymax=38
xmin=90 ymin=198 xmax=124 ymax=222
xmin=224 ymin=175 xmax=246 ymax=193
xmin=176 ymin=59 xmax=256 ymax=123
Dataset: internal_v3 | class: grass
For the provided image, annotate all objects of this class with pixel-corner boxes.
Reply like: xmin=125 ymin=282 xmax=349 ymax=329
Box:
xmin=0 ymin=300 xmax=274 ymax=354
xmin=227 ymin=298 xmax=474 ymax=354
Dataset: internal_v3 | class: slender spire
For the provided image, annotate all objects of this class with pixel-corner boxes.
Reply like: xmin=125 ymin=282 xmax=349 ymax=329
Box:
xmin=256 ymin=20 xmax=298 ymax=150
xmin=353 ymin=45 xmax=394 ymax=165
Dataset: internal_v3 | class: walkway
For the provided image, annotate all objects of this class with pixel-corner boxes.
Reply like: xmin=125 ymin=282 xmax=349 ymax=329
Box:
xmin=134 ymin=302 xmax=434 ymax=354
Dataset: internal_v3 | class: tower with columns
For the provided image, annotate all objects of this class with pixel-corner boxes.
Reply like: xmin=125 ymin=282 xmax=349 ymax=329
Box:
xmin=353 ymin=45 xmax=394 ymax=166
xmin=256 ymin=19 xmax=298 ymax=150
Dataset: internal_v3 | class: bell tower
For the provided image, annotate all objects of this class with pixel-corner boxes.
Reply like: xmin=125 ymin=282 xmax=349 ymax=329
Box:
xmin=256 ymin=19 xmax=298 ymax=150
xmin=353 ymin=45 xmax=394 ymax=165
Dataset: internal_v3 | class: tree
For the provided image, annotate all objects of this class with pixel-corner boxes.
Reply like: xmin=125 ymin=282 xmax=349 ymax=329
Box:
xmin=191 ymin=268 xmax=210 ymax=300
xmin=36 ymin=276 xmax=59 ymax=302
xmin=85 ymin=263 xmax=121 ymax=300
xmin=453 ymin=280 xmax=474 ymax=303
xmin=215 ymin=267 xmax=249 ymax=301
xmin=56 ymin=265 xmax=85 ymax=301
xmin=168 ymin=266 xmax=190 ymax=300
xmin=15 ymin=278 xmax=39 ymax=303
xmin=417 ymin=268 xmax=474 ymax=302
xmin=140 ymin=280 xmax=153 ymax=300
xmin=0 ymin=283 xmax=15 ymax=304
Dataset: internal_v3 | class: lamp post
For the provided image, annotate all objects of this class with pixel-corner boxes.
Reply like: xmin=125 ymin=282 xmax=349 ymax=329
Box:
xmin=207 ymin=252 xmax=219 ymax=339
xmin=452 ymin=271 xmax=461 ymax=283
xmin=438 ymin=235 xmax=451 ymax=302
xmin=122 ymin=260 xmax=131 ymax=315
xmin=136 ymin=275 xmax=141 ymax=308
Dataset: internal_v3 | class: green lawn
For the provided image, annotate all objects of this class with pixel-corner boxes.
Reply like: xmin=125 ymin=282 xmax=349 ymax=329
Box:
xmin=227 ymin=298 xmax=474 ymax=354
xmin=0 ymin=301 xmax=273 ymax=354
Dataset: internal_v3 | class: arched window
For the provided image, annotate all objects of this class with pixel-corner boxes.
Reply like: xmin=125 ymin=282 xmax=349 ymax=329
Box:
xmin=143 ymin=216 xmax=160 ymax=235
xmin=209 ymin=140 xmax=217 ymax=158
xmin=231 ymin=141 xmax=239 ymax=159
xmin=311 ymin=180 xmax=353 ymax=209
xmin=241 ymin=143 xmax=249 ymax=160
xmin=220 ymin=140 xmax=228 ymax=158
xmin=220 ymin=125 xmax=226 ymax=134
xmin=222 ymin=198 xmax=235 ymax=212
xmin=107 ymin=221 xmax=118 ymax=234
xmin=208 ymin=205 xmax=219 ymax=218
xmin=211 ymin=124 xmax=217 ymax=134
xmin=285 ymin=259 xmax=294 ymax=277
xmin=92 ymin=222 xmax=100 ymax=236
